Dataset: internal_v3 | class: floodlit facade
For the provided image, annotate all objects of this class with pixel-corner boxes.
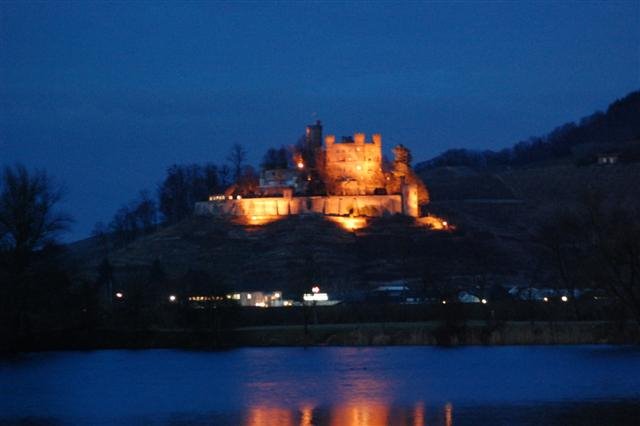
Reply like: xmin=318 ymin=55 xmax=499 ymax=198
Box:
xmin=195 ymin=121 xmax=430 ymax=225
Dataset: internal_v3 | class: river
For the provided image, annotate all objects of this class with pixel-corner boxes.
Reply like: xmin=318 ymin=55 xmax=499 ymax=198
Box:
xmin=1 ymin=346 xmax=639 ymax=425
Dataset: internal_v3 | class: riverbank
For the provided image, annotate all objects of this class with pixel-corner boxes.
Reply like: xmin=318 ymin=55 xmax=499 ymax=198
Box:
xmin=4 ymin=320 xmax=639 ymax=352
xmin=234 ymin=320 xmax=640 ymax=346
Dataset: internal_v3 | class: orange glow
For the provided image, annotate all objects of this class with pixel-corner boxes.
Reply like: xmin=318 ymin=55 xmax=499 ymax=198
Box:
xmin=444 ymin=402 xmax=453 ymax=426
xmin=245 ymin=406 xmax=294 ymax=426
xmin=413 ymin=402 xmax=425 ymax=426
xmin=325 ymin=215 xmax=367 ymax=231
xmin=417 ymin=215 xmax=453 ymax=230
xmin=297 ymin=161 xmax=305 ymax=169
xmin=299 ymin=405 xmax=315 ymax=426
xmin=234 ymin=215 xmax=282 ymax=227
xmin=330 ymin=403 xmax=390 ymax=426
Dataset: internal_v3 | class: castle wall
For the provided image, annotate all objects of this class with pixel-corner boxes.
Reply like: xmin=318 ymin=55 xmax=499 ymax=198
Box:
xmin=194 ymin=194 xmax=407 ymax=218
xmin=324 ymin=133 xmax=385 ymax=195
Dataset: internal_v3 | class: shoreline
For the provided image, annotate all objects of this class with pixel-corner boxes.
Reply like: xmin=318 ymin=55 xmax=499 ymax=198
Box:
xmin=3 ymin=320 xmax=639 ymax=352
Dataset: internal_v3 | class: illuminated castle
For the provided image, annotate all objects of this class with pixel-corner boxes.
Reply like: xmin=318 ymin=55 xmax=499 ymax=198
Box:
xmin=196 ymin=121 xmax=429 ymax=227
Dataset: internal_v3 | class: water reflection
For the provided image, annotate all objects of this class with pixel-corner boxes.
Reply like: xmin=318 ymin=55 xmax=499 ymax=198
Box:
xmin=242 ymin=401 xmax=453 ymax=426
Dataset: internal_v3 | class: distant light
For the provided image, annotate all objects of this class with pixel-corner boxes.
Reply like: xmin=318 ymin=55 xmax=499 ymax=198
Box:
xmin=274 ymin=292 xmax=281 ymax=299
xmin=561 ymin=295 xmax=568 ymax=302
xmin=543 ymin=297 xmax=549 ymax=302
xmin=442 ymin=300 xmax=447 ymax=305
xmin=247 ymin=294 xmax=252 ymax=299
xmin=228 ymin=195 xmax=233 ymax=200
xmin=169 ymin=295 xmax=177 ymax=302
xmin=115 ymin=292 xmax=123 ymax=299
xmin=356 ymin=165 xmax=362 ymax=171
xmin=312 ymin=286 xmax=320 ymax=294
xmin=481 ymin=298 xmax=487 ymax=304
xmin=303 ymin=292 xmax=328 ymax=301
xmin=297 ymin=162 xmax=304 ymax=169
xmin=442 ymin=221 xmax=448 ymax=227
xmin=236 ymin=195 xmax=242 ymax=200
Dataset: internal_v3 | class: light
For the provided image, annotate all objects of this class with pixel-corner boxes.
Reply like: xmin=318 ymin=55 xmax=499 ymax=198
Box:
xmin=297 ymin=161 xmax=304 ymax=169
xmin=442 ymin=221 xmax=448 ymax=227
xmin=303 ymin=292 xmax=329 ymax=301
xmin=312 ymin=286 xmax=320 ymax=294
xmin=481 ymin=298 xmax=487 ymax=304
xmin=169 ymin=294 xmax=177 ymax=303
xmin=561 ymin=295 xmax=568 ymax=302
xmin=228 ymin=195 xmax=233 ymax=200
xmin=273 ymin=292 xmax=281 ymax=299
xmin=356 ymin=165 xmax=362 ymax=171
xmin=325 ymin=215 xmax=367 ymax=231
xmin=247 ymin=293 xmax=252 ymax=300
xmin=236 ymin=195 xmax=242 ymax=200
xmin=115 ymin=292 xmax=123 ymax=299
xmin=543 ymin=297 xmax=549 ymax=302
xmin=442 ymin=300 xmax=447 ymax=305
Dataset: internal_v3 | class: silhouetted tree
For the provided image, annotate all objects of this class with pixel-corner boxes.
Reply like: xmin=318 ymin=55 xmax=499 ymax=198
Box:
xmin=227 ymin=143 xmax=247 ymax=183
xmin=0 ymin=164 xmax=71 ymax=273
xmin=538 ymin=192 xmax=640 ymax=325
xmin=158 ymin=163 xmax=224 ymax=224
xmin=261 ymin=147 xmax=290 ymax=170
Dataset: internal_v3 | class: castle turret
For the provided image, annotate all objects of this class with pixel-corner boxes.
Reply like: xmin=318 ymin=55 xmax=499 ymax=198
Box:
xmin=306 ymin=120 xmax=323 ymax=150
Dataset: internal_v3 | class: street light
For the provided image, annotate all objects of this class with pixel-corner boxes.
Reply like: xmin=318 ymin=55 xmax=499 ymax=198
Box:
xmin=312 ymin=286 xmax=320 ymax=294
xmin=481 ymin=298 xmax=488 ymax=304
xmin=115 ymin=292 xmax=124 ymax=299
xmin=561 ymin=295 xmax=568 ymax=302
xmin=169 ymin=294 xmax=177 ymax=303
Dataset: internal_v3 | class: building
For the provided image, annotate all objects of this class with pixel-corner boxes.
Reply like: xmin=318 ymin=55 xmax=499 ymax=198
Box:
xmin=195 ymin=121 xmax=429 ymax=223
xmin=323 ymin=133 xmax=386 ymax=195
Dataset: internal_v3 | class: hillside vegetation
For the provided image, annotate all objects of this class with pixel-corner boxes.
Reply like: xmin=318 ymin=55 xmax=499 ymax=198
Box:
xmin=417 ymin=90 xmax=640 ymax=170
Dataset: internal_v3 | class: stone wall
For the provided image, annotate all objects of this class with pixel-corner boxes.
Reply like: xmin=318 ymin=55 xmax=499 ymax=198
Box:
xmin=195 ymin=194 xmax=408 ymax=217
xmin=323 ymin=133 xmax=386 ymax=195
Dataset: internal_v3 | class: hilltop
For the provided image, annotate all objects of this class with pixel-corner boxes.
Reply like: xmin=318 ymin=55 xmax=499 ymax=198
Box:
xmin=69 ymin=90 xmax=640 ymax=295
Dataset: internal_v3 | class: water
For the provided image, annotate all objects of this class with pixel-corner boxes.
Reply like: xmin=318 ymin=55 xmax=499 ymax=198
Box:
xmin=1 ymin=346 xmax=639 ymax=425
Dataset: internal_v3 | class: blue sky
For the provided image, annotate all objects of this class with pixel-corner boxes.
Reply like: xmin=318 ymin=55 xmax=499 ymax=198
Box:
xmin=1 ymin=1 xmax=639 ymax=241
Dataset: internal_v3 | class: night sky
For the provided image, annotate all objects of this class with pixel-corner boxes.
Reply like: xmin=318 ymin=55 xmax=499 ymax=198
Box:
xmin=1 ymin=1 xmax=639 ymax=241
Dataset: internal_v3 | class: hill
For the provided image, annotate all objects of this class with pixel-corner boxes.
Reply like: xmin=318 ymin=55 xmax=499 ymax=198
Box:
xmin=416 ymin=90 xmax=640 ymax=171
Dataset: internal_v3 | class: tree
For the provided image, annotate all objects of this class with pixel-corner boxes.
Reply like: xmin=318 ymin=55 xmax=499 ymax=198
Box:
xmin=0 ymin=164 xmax=71 ymax=273
xmin=538 ymin=192 xmax=640 ymax=325
xmin=158 ymin=163 xmax=224 ymax=225
xmin=227 ymin=143 xmax=247 ymax=183
xmin=261 ymin=146 xmax=290 ymax=170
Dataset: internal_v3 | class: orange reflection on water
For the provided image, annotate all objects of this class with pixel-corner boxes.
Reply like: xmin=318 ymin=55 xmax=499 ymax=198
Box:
xmin=242 ymin=402 xmax=453 ymax=426
xmin=413 ymin=401 xmax=425 ymax=426
xmin=299 ymin=404 xmax=314 ymax=426
xmin=245 ymin=406 xmax=294 ymax=426
xmin=445 ymin=402 xmax=453 ymax=426
xmin=330 ymin=402 xmax=389 ymax=426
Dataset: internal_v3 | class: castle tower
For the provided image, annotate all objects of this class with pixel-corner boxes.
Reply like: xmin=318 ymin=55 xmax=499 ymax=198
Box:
xmin=305 ymin=120 xmax=323 ymax=150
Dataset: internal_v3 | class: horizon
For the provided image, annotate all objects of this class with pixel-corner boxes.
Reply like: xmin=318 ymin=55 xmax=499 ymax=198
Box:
xmin=1 ymin=1 xmax=639 ymax=241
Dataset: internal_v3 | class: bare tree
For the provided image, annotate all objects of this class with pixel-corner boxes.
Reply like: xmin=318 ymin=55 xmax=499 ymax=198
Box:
xmin=538 ymin=193 xmax=640 ymax=325
xmin=0 ymin=164 xmax=71 ymax=273
xmin=227 ymin=143 xmax=247 ymax=183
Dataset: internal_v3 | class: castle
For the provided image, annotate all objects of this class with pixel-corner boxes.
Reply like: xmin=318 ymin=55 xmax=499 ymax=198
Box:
xmin=195 ymin=121 xmax=429 ymax=225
